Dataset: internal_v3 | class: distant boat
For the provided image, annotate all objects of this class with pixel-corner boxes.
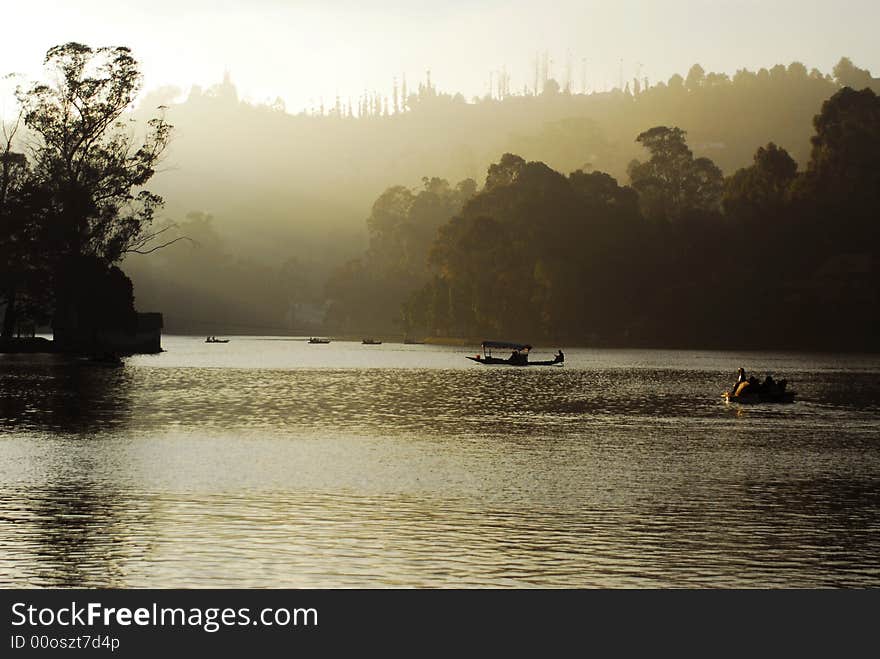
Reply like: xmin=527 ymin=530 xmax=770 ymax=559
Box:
xmin=466 ymin=340 xmax=564 ymax=367
xmin=205 ymin=336 xmax=229 ymax=343
xmin=362 ymin=338 xmax=382 ymax=345
xmin=308 ymin=337 xmax=331 ymax=344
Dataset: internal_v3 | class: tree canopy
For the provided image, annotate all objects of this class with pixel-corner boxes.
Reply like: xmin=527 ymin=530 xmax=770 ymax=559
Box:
xmin=329 ymin=88 xmax=879 ymax=350
xmin=18 ymin=42 xmax=172 ymax=265
xmin=627 ymin=126 xmax=724 ymax=222
xmin=1 ymin=42 xmax=172 ymax=338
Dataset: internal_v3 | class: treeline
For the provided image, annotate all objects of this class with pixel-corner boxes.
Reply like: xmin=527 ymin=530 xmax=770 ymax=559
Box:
xmin=323 ymin=178 xmax=476 ymax=334
xmin=4 ymin=46 xmax=878 ymax=346
xmin=327 ymin=87 xmax=880 ymax=351
xmin=123 ymin=56 xmax=877 ymax=335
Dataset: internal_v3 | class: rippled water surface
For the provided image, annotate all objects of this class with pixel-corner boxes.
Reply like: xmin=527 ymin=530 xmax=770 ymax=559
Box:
xmin=1 ymin=337 xmax=879 ymax=587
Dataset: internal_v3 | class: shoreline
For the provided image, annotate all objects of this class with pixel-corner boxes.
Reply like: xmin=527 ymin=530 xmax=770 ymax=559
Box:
xmin=0 ymin=337 xmax=162 ymax=356
xmin=3 ymin=334 xmax=878 ymax=355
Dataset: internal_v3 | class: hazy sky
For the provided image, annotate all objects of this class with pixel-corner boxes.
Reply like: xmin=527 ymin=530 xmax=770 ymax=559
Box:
xmin=2 ymin=0 xmax=878 ymax=114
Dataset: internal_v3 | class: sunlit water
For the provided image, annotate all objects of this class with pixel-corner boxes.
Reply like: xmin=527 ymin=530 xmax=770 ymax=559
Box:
xmin=1 ymin=336 xmax=879 ymax=587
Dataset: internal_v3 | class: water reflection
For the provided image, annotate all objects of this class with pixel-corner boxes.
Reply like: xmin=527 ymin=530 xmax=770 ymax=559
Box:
xmin=1 ymin=344 xmax=879 ymax=587
xmin=0 ymin=355 xmax=134 ymax=435
xmin=4 ymin=478 xmax=878 ymax=587
xmin=0 ymin=475 xmax=159 ymax=588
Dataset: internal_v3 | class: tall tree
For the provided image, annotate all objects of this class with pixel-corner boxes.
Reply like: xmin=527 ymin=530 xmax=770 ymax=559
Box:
xmin=796 ymin=87 xmax=880 ymax=250
xmin=17 ymin=43 xmax=172 ymax=267
xmin=685 ymin=63 xmax=706 ymax=91
xmin=15 ymin=42 xmax=173 ymax=332
xmin=804 ymin=87 xmax=880 ymax=199
xmin=832 ymin=57 xmax=878 ymax=92
xmin=628 ymin=126 xmax=723 ymax=222
xmin=724 ymin=143 xmax=797 ymax=220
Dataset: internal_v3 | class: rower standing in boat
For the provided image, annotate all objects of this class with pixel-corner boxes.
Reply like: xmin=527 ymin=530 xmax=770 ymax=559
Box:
xmin=731 ymin=367 xmax=747 ymax=396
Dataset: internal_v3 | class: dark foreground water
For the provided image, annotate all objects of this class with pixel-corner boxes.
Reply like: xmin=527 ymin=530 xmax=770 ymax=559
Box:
xmin=1 ymin=337 xmax=878 ymax=587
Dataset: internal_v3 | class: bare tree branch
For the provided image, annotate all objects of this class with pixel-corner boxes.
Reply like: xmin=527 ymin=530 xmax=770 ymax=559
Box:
xmin=124 ymin=235 xmax=193 ymax=255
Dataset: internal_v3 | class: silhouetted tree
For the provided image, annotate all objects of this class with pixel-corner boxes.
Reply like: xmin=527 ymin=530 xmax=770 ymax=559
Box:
xmin=18 ymin=43 xmax=172 ymax=265
xmin=804 ymin=87 xmax=880 ymax=198
xmin=628 ymin=126 xmax=723 ymax=222
xmin=725 ymin=143 xmax=797 ymax=220
xmin=685 ymin=64 xmax=706 ymax=91
xmin=485 ymin=153 xmax=526 ymax=190
xmin=797 ymin=87 xmax=880 ymax=250
xmin=324 ymin=176 xmax=475 ymax=334
xmin=832 ymin=57 xmax=878 ymax=92
xmin=14 ymin=42 xmax=173 ymax=333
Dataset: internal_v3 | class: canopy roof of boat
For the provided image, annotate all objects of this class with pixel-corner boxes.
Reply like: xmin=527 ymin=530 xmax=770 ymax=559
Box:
xmin=481 ymin=341 xmax=532 ymax=351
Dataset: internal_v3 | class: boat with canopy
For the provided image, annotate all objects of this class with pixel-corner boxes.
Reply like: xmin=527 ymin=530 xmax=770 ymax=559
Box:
xmin=466 ymin=341 xmax=564 ymax=367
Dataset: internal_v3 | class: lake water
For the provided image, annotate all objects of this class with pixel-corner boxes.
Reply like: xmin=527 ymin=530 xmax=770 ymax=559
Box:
xmin=1 ymin=337 xmax=879 ymax=587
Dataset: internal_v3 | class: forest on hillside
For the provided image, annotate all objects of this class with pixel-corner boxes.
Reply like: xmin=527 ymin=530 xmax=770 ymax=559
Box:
xmin=326 ymin=87 xmax=880 ymax=351
xmin=118 ymin=56 xmax=879 ymax=337
xmin=2 ymin=46 xmax=877 ymax=349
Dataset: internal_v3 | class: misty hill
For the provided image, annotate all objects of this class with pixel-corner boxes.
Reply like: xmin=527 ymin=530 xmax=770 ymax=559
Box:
xmin=124 ymin=57 xmax=879 ymax=334
xmin=330 ymin=87 xmax=880 ymax=350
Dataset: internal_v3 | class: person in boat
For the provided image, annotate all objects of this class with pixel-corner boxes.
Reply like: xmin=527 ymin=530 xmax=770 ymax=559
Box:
xmin=730 ymin=368 xmax=747 ymax=396
xmin=763 ymin=374 xmax=776 ymax=393
xmin=734 ymin=377 xmax=755 ymax=397
xmin=555 ymin=349 xmax=565 ymax=363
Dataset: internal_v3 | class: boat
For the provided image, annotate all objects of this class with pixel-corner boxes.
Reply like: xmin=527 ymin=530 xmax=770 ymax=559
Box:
xmin=466 ymin=341 xmax=564 ymax=367
xmin=362 ymin=338 xmax=382 ymax=345
xmin=205 ymin=336 xmax=229 ymax=343
xmin=723 ymin=374 xmax=796 ymax=404
xmin=308 ymin=337 xmax=331 ymax=344
xmin=723 ymin=389 xmax=796 ymax=404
